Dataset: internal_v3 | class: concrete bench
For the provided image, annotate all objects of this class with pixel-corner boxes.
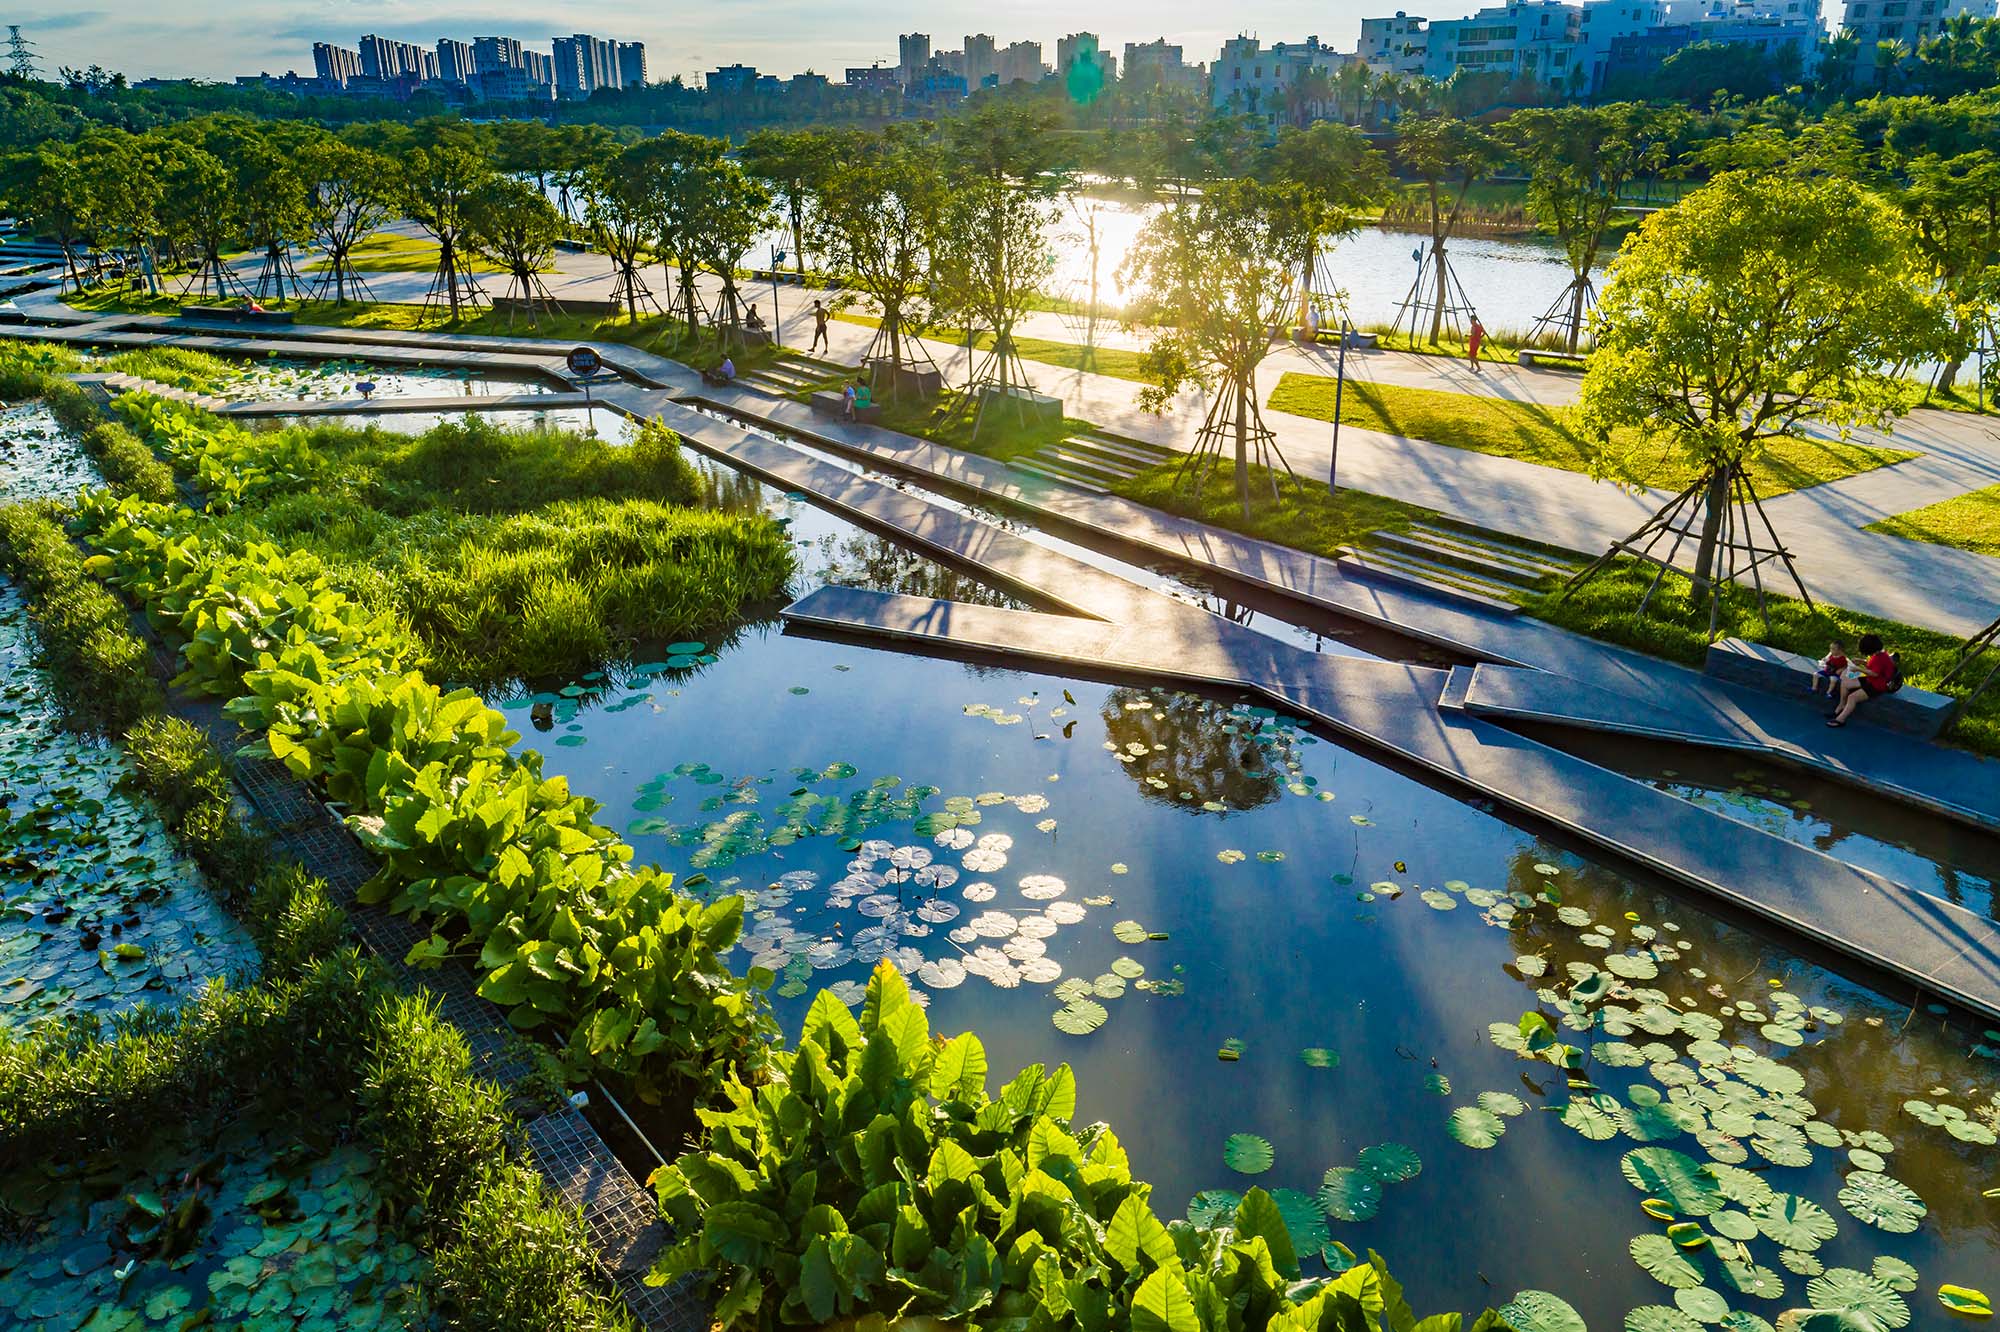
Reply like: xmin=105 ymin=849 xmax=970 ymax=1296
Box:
xmin=865 ymin=359 xmax=942 ymax=401
xmin=1704 ymin=637 xmax=1957 ymax=739
xmin=809 ymin=390 xmax=880 ymax=424
xmin=179 ymin=304 xmax=295 ymax=325
xmin=976 ymin=383 xmax=1063 ymax=428
xmin=491 ymin=295 xmax=622 ymax=320
xmin=1518 ymin=349 xmax=1586 ymax=371
xmin=749 ymin=268 xmax=805 ymax=285
xmin=1298 ymin=328 xmax=1379 ymax=349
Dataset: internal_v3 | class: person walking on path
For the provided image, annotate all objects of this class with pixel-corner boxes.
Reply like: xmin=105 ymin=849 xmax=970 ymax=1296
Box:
xmin=1827 ymin=633 xmax=1899 ymax=727
xmin=810 ymin=299 xmax=831 ymax=354
xmin=1467 ymin=316 xmax=1486 ymax=374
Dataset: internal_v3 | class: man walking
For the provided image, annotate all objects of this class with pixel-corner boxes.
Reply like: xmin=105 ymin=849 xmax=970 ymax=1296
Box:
xmin=1467 ymin=315 xmax=1486 ymax=374
xmin=809 ymin=299 xmax=831 ymax=354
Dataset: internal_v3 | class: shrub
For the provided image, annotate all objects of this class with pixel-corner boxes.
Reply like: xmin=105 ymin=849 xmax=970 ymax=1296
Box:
xmin=0 ymin=501 xmax=162 ymax=731
xmin=80 ymin=420 xmax=178 ymax=503
xmin=0 ymin=341 xmax=83 ymax=399
xmin=655 ymin=963 xmax=1486 ymax=1332
xmin=430 ymin=1163 xmax=637 ymax=1332
xmin=121 ymin=713 xmax=269 ymax=906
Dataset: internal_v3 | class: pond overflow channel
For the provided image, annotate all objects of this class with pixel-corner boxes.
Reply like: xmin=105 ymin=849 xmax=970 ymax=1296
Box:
xmin=75 ymin=349 xmax=2000 ymax=1028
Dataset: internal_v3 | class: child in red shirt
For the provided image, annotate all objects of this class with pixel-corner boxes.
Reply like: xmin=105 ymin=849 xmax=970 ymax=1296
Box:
xmin=1811 ymin=639 xmax=1848 ymax=697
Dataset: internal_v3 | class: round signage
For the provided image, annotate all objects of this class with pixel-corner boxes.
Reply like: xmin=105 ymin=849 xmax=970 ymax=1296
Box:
xmin=566 ymin=345 xmax=602 ymax=377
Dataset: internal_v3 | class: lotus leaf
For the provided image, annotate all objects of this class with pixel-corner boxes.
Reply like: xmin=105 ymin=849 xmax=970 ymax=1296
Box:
xmin=1447 ymin=1106 xmax=1507 ymax=1149
xmin=1751 ymin=1194 xmax=1836 ymax=1251
xmin=1186 ymin=1189 xmax=1242 ymax=1227
xmin=1356 ymin=1143 xmax=1422 ymax=1183
xmin=1499 ymin=1291 xmax=1585 ymax=1332
xmin=1676 ymin=1287 xmax=1731 ymax=1323
xmin=1223 ymin=1134 xmax=1274 ymax=1175
xmin=1837 ymin=1171 xmax=1926 ymax=1234
xmin=1271 ymin=1187 xmax=1330 ymax=1255
xmin=1805 ymin=1269 xmax=1910 ymax=1330
xmin=1629 ymin=1307 xmax=1703 ymax=1332
xmin=1316 ymin=1167 xmax=1382 ymax=1222
xmin=1870 ymin=1258 xmax=1917 ymax=1294
xmin=1052 ymin=1000 xmax=1108 ymax=1036
xmin=1620 ymin=1148 xmax=1724 ymax=1217
xmin=1631 ymin=1233 xmax=1706 ymax=1288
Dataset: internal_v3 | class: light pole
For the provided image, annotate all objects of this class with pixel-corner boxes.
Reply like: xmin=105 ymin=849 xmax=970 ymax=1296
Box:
xmin=1328 ymin=320 xmax=1352 ymax=499
xmin=770 ymin=245 xmax=785 ymax=349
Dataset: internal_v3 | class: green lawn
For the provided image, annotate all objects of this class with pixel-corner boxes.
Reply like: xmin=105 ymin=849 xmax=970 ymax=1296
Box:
xmin=1117 ymin=463 xmax=1441 ymax=558
xmin=1266 ymin=373 xmax=1921 ymax=497
xmin=829 ymin=311 xmax=1153 ymax=384
xmin=871 ymin=394 xmax=1091 ymax=465
xmin=1523 ymin=560 xmax=1999 ymax=757
xmin=303 ymin=232 xmax=516 ymax=275
xmin=1866 ymin=484 xmax=2000 ymax=558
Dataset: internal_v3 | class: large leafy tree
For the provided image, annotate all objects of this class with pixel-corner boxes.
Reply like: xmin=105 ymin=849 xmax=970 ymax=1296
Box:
xmin=738 ymin=126 xmax=844 ymax=275
xmin=1391 ymin=116 xmax=1498 ymax=344
xmin=297 ymin=136 xmax=390 ymax=304
xmin=466 ymin=176 xmax=563 ymax=326
xmin=74 ymin=131 xmax=160 ymax=292
xmin=155 ymin=138 xmax=244 ymax=299
xmin=813 ymin=127 xmax=947 ymax=373
xmin=400 ymin=132 xmax=493 ymax=320
xmin=1505 ymin=104 xmax=1680 ymax=352
xmin=1880 ymin=96 xmax=2000 ymax=392
xmin=683 ymin=155 xmax=774 ymax=350
xmin=234 ymin=125 xmax=314 ymax=302
xmin=584 ymin=143 xmax=663 ymax=324
xmin=1576 ymin=172 xmax=1950 ymax=600
xmin=1 ymin=144 xmax=97 ymax=292
xmin=1121 ymin=178 xmax=1305 ymax=519
xmin=1258 ymin=122 xmax=1390 ymax=330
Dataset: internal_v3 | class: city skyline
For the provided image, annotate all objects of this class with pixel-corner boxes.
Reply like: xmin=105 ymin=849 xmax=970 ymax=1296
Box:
xmin=5 ymin=0 xmax=1864 ymax=86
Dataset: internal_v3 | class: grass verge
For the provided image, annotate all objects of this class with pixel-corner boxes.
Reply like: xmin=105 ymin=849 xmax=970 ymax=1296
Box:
xmin=1865 ymin=483 xmax=2000 ymax=559
xmin=1266 ymin=373 xmax=1921 ymax=497
xmin=1523 ymin=560 xmax=1999 ymax=756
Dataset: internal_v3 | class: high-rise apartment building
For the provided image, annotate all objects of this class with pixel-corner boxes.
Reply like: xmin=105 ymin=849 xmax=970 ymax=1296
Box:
xmin=473 ymin=36 xmax=522 ymax=72
xmin=358 ymin=34 xmax=432 ymax=81
xmin=898 ymin=33 xmax=931 ymax=86
xmin=998 ymin=40 xmax=1045 ymax=83
xmin=435 ymin=38 xmax=475 ymax=83
xmin=312 ymin=42 xmax=362 ymax=86
xmin=522 ymin=49 xmax=553 ymax=87
xmin=616 ymin=41 xmax=647 ymax=87
xmin=964 ymin=33 xmax=997 ymax=86
xmin=553 ymin=33 xmax=621 ymax=97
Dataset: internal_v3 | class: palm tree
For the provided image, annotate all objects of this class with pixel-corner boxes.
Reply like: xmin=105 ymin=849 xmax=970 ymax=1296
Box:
xmin=1875 ymin=38 xmax=1910 ymax=94
xmin=1334 ymin=61 xmax=1375 ymax=125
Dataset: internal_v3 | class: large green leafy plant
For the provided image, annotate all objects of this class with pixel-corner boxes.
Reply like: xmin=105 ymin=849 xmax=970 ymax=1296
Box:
xmin=113 ymin=393 xmax=319 ymax=512
xmin=653 ymin=961 xmax=1491 ymax=1332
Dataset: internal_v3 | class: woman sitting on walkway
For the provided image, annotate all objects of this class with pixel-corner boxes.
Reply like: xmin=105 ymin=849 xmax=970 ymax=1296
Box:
xmin=1827 ymin=633 xmax=1898 ymax=728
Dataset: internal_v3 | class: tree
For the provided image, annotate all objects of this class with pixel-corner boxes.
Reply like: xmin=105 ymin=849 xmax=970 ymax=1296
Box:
xmin=1880 ymin=98 xmax=2000 ymax=392
xmin=0 ymin=144 xmax=95 ymax=291
xmin=1391 ymin=115 xmax=1498 ymax=343
xmin=234 ymin=126 xmax=313 ymax=302
xmin=1259 ymin=122 xmax=1390 ymax=331
xmin=400 ymin=134 xmax=491 ymax=320
xmin=1507 ymin=104 xmax=1678 ymax=352
xmin=682 ymin=155 xmax=774 ymax=350
xmin=156 ymin=139 xmax=243 ymax=299
xmin=1575 ymin=172 xmax=1950 ymax=604
xmin=738 ymin=126 xmax=842 ymax=274
xmin=1121 ymin=178 xmax=1305 ymax=519
xmin=466 ymin=176 xmax=563 ymax=326
xmin=1913 ymin=15 xmax=2000 ymax=97
xmin=298 ymin=136 xmax=389 ymax=304
xmin=813 ymin=129 xmax=947 ymax=374
xmin=583 ymin=144 xmax=663 ymax=323
xmin=934 ymin=174 xmax=1057 ymax=430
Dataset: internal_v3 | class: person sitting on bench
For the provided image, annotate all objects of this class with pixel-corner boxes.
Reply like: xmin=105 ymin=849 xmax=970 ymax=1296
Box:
xmin=1827 ymin=633 xmax=1899 ymax=728
xmin=701 ymin=355 xmax=736 ymax=387
xmin=745 ymin=305 xmax=767 ymax=333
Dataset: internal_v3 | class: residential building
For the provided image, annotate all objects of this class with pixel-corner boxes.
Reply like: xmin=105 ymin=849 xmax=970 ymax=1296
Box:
xmin=999 ymin=40 xmax=1046 ymax=83
xmin=707 ymin=63 xmax=759 ymax=94
xmin=1420 ymin=2 xmax=1583 ymax=85
xmin=1358 ymin=13 xmax=1432 ymax=73
xmin=845 ymin=65 xmax=900 ymax=92
xmin=472 ymin=65 xmax=550 ymax=101
xmin=435 ymin=38 xmax=475 ymax=83
xmin=616 ymin=41 xmax=647 ymax=87
xmin=522 ymin=49 xmax=553 ymax=88
xmin=312 ymin=42 xmax=362 ymax=86
xmin=1603 ymin=11 xmax=1820 ymax=82
xmin=358 ymin=34 xmax=434 ymax=82
xmin=1576 ymin=0 xmax=1669 ymax=89
xmin=1058 ymin=33 xmax=1116 ymax=85
xmin=1210 ymin=35 xmax=1343 ymax=120
xmin=1123 ymin=38 xmax=1203 ymax=90
xmin=473 ymin=36 xmax=523 ymax=72
xmin=914 ymin=55 xmax=970 ymax=104
xmin=1843 ymin=0 xmax=1994 ymax=69
xmin=964 ymin=34 xmax=997 ymax=86
xmin=553 ymin=33 xmax=621 ymax=97
xmin=899 ymin=33 xmax=931 ymax=87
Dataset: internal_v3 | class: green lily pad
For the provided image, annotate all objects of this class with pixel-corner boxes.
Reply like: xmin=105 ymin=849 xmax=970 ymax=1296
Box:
xmin=1621 ymin=1148 xmax=1724 ymax=1217
xmin=1710 ymin=1210 xmax=1758 ymax=1242
xmin=1631 ymin=1233 xmax=1705 ymax=1288
xmin=1112 ymin=920 xmax=1148 ymax=944
xmin=1720 ymin=1260 xmax=1784 ymax=1301
xmin=1836 ymin=1171 xmax=1926 ymax=1234
xmin=1316 ymin=1167 xmax=1382 ymax=1223
xmin=1447 ymin=1106 xmax=1507 ymax=1149
xmin=1805 ymin=1268 xmax=1910 ymax=1330
xmin=1051 ymin=1000 xmax=1108 ymax=1036
xmin=1563 ymin=1098 xmax=1619 ymax=1141
xmin=1223 ymin=1134 xmax=1273 ymax=1175
xmin=1271 ymin=1187 xmax=1330 ymax=1255
xmin=1499 ymin=1291 xmax=1585 ymax=1332
xmin=1750 ymin=1193 xmax=1836 ymax=1251
xmin=1869 ymin=1257 xmax=1917 ymax=1294
xmin=1628 ymin=1307 xmax=1703 ymax=1332
xmin=1300 ymin=1047 xmax=1339 ymax=1069
xmin=1675 ymin=1287 xmax=1730 ymax=1323
xmin=1186 ymin=1189 xmax=1243 ymax=1227
xmin=1479 ymin=1091 xmax=1527 ymax=1117
xmin=1356 ymin=1143 xmax=1422 ymax=1184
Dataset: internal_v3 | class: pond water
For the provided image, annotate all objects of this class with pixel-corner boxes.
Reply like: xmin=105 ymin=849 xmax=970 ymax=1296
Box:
xmin=0 ymin=1108 xmax=427 ymax=1332
xmin=483 ymin=414 xmax=1999 ymax=1329
xmin=0 ymin=406 xmax=259 ymax=1034
xmin=205 ymin=356 xmax=559 ymax=403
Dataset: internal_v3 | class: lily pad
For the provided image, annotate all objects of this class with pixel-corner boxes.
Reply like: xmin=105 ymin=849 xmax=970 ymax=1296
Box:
xmin=1271 ymin=1187 xmax=1330 ymax=1255
xmin=1499 ymin=1291 xmax=1586 ymax=1332
xmin=1631 ymin=1233 xmax=1705 ymax=1289
xmin=1479 ymin=1090 xmax=1527 ymax=1117
xmin=1805 ymin=1268 xmax=1910 ymax=1330
xmin=1186 ymin=1189 xmax=1243 ymax=1227
xmin=1317 ymin=1167 xmax=1382 ymax=1222
xmin=1621 ymin=1148 xmax=1724 ymax=1217
xmin=1447 ymin=1106 xmax=1507 ymax=1149
xmin=1675 ymin=1287 xmax=1731 ymax=1323
xmin=1836 ymin=1171 xmax=1926 ymax=1234
xmin=1356 ymin=1143 xmax=1423 ymax=1184
xmin=1750 ymin=1194 xmax=1836 ymax=1252
xmin=1300 ymin=1047 xmax=1338 ymax=1068
xmin=1051 ymin=1000 xmax=1108 ymax=1035
xmin=1628 ymin=1308 xmax=1703 ymax=1332
xmin=1869 ymin=1258 xmax=1917 ymax=1294
xmin=1223 ymin=1133 xmax=1274 ymax=1175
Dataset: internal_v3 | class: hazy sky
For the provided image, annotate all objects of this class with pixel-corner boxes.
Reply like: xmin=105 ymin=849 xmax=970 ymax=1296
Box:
xmin=26 ymin=0 xmax=1467 ymax=84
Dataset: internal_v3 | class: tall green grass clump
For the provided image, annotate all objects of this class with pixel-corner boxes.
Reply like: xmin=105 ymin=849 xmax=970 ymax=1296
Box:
xmin=105 ymin=346 xmax=246 ymax=396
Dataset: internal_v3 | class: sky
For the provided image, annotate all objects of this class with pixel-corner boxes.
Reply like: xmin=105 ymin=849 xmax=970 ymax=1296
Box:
xmin=26 ymin=0 xmax=1447 ymax=85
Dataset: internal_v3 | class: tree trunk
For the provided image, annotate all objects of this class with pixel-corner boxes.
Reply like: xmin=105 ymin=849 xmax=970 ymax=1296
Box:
xmin=1938 ymin=355 xmax=1963 ymax=393
xmin=1234 ymin=371 xmax=1251 ymax=520
xmin=1566 ymin=278 xmax=1585 ymax=354
xmin=1429 ymin=238 xmax=1447 ymax=345
xmin=1690 ymin=467 xmax=1730 ymax=608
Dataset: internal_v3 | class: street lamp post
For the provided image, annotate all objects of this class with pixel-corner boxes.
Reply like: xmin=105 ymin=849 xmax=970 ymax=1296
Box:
xmin=1328 ymin=320 xmax=1351 ymax=500
xmin=770 ymin=246 xmax=785 ymax=349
